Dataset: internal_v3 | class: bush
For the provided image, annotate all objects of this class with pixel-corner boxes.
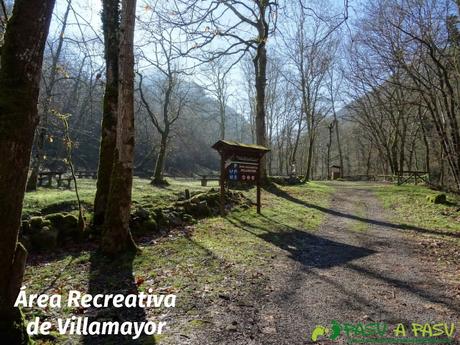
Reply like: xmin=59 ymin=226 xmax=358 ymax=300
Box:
xmin=426 ymin=194 xmax=447 ymax=204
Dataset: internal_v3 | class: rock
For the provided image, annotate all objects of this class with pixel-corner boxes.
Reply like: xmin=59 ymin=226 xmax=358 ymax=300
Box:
xmin=29 ymin=217 xmax=45 ymax=231
xmin=156 ymin=210 xmax=170 ymax=227
xmin=44 ymin=213 xmax=65 ymax=225
xmin=44 ymin=213 xmax=79 ymax=241
xmin=426 ymin=194 xmax=447 ymax=204
xmin=151 ymin=207 xmax=163 ymax=220
xmin=204 ymin=192 xmax=220 ymax=207
xmin=143 ymin=219 xmax=158 ymax=233
xmin=61 ymin=214 xmax=79 ymax=239
xmin=130 ymin=206 xmax=159 ymax=235
xmin=189 ymin=193 xmax=204 ymax=204
xmin=133 ymin=207 xmax=150 ymax=221
xmin=168 ymin=212 xmax=183 ymax=226
xmin=181 ymin=214 xmax=195 ymax=223
xmin=226 ymin=324 xmax=238 ymax=332
xmin=30 ymin=226 xmax=58 ymax=251
xmin=186 ymin=200 xmax=211 ymax=218
xmin=132 ymin=218 xmax=158 ymax=235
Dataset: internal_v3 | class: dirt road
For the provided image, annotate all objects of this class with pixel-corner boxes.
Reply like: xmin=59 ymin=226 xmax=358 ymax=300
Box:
xmin=188 ymin=182 xmax=459 ymax=345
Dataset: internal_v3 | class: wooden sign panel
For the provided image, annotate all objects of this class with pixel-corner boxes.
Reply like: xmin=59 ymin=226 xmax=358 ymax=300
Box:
xmin=227 ymin=160 xmax=258 ymax=182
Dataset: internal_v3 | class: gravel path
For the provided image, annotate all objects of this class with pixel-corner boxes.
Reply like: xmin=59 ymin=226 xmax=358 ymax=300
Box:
xmin=178 ymin=182 xmax=460 ymax=345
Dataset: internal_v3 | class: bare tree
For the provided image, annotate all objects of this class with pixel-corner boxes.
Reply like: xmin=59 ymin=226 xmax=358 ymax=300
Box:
xmin=27 ymin=0 xmax=72 ymax=191
xmin=200 ymin=58 xmax=231 ymax=140
xmin=137 ymin=18 xmax=191 ymax=185
xmin=283 ymin=3 xmax=337 ymax=181
xmin=158 ymin=0 xmax=279 ymax=182
xmin=328 ymin=68 xmax=344 ymax=176
xmin=343 ymin=0 xmax=460 ymax=190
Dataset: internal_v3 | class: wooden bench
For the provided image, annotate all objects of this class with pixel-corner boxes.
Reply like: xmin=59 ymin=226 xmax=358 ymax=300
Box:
xmin=199 ymin=175 xmax=220 ymax=186
xmin=397 ymin=171 xmax=429 ymax=185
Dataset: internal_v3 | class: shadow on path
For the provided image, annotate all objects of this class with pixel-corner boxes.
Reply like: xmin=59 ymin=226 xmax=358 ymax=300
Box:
xmin=227 ymin=216 xmax=375 ymax=269
xmin=266 ymin=184 xmax=460 ymax=239
xmin=346 ymin=263 xmax=460 ymax=313
xmin=83 ymin=251 xmax=155 ymax=345
xmin=236 ymin=186 xmax=460 ymax=315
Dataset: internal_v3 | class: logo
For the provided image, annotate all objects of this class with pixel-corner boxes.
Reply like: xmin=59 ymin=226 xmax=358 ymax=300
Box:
xmin=311 ymin=321 xmax=457 ymax=344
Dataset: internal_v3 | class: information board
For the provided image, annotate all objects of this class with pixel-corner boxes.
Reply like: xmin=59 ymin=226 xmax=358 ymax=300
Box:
xmin=212 ymin=140 xmax=270 ymax=215
xmin=227 ymin=161 xmax=258 ymax=182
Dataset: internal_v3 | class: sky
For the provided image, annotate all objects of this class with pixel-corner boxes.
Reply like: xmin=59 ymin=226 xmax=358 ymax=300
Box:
xmin=49 ymin=0 xmax=354 ymax=114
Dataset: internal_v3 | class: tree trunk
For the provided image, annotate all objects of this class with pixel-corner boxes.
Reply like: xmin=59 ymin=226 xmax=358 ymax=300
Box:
xmin=304 ymin=132 xmax=315 ymax=182
xmin=219 ymin=100 xmax=225 ymax=140
xmin=440 ymin=142 xmax=445 ymax=189
xmin=94 ymin=0 xmax=120 ymax=227
xmin=290 ymin=114 xmax=303 ymax=170
xmin=366 ymin=145 xmax=372 ymax=177
xmin=327 ymin=121 xmax=334 ymax=180
xmin=333 ymin=109 xmax=344 ymax=177
xmin=101 ymin=0 xmax=137 ymax=255
xmin=0 ymin=0 xmax=55 ymax=341
xmin=152 ymin=132 xmax=168 ymax=185
xmin=254 ymin=40 xmax=268 ymax=183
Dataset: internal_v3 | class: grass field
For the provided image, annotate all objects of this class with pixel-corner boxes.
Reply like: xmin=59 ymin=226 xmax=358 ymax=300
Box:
xmin=19 ymin=180 xmax=460 ymax=344
xmin=21 ymin=180 xmax=334 ymax=344
xmin=22 ymin=178 xmax=221 ymax=217
xmin=372 ymin=183 xmax=460 ymax=236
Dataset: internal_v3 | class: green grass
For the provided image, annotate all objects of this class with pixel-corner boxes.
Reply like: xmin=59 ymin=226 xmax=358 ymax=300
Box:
xmin=22 ymin=180 xmax=334 ymax=344
xmin=350 ymin=200 xmax=369 ymax=232
xmin=22 ymin=178 xmax=220 ymax=217
xmin=371 ymin=184 xmax=460 ymax=236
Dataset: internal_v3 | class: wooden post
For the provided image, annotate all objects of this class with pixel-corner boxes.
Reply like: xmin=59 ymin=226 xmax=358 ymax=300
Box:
xmin=220 ymin=154 xmax=225 ymax=216
xmin=257 ymin=158 xmax=261 ymax=214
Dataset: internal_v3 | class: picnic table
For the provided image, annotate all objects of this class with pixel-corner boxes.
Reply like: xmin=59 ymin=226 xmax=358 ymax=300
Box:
xmin=38 ymin=171 xmax=72 ymax=188
xmin=397 ymin=171 xmax=429 ymax=185
xmin=199 ymin=175 xmax=220 ymax=186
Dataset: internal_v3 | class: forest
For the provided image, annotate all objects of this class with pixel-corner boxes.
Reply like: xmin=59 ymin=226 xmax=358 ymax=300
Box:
xmin=1 ymin=0 xmax=459 ymax=344
xmin=3 ymin=0 xmax=460 ymax=185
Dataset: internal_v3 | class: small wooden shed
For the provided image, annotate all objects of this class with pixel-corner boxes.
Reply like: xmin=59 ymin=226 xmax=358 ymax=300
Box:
xmin=330 ymin=165 xmax=342 ymax=180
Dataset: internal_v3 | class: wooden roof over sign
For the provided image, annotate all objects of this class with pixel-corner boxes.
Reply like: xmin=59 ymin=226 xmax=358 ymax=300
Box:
xmin=212 ymin=140 xmax=270 ymax=156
